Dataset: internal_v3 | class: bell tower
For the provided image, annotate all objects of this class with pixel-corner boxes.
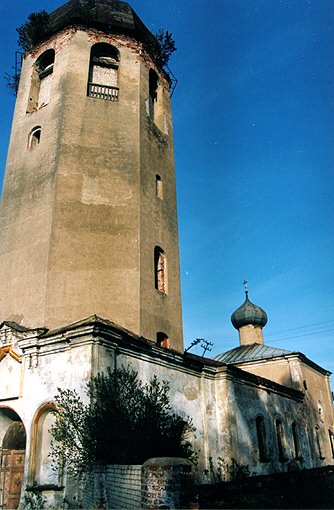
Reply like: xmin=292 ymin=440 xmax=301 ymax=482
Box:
xmin=0 ymin=0 xmax=183 ymax=350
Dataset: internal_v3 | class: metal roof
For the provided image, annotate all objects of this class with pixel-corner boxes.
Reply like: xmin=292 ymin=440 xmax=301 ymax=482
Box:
xmin=48 ymin=0 xmax=155 ymax=46
xmin=214 ymin=343 xmax=293 ymax=364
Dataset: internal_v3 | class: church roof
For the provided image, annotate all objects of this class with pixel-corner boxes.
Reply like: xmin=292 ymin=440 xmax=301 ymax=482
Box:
xmin=214 ymin=343 xmax=331 ymax=376
xmin=214 ymin=343 xmax=294 ymax=364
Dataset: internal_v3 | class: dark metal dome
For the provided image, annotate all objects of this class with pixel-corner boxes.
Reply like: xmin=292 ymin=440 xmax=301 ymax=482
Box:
xmin=231 ymin=292 xmax=268 ymax=330
xmin=48 ymin=0 xmax=155 ymax=46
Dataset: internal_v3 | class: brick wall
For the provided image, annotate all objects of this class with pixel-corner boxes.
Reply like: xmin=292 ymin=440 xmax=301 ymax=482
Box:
xmin=141 ymin=458 xmax=197 ymax=509
xmin=82 ymin=464 xmax=142 ymax=509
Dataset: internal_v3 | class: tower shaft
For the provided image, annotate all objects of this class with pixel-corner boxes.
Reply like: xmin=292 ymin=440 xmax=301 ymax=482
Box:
xmin=0 ymin=12 xmax=183 ymax=350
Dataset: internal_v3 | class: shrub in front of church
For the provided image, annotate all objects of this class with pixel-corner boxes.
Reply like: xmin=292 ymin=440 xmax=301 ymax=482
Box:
xmin=50 ymin=366 xmax=195 ymax=476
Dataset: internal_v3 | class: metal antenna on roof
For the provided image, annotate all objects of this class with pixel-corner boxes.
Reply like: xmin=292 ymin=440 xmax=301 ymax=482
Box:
xmin=185 ymin=338 xmax=201 ymax=352
xmin=243 ymin=280 xmax=249 ymax=299
xmin=200 ymin=338 xmax=214 ymax=357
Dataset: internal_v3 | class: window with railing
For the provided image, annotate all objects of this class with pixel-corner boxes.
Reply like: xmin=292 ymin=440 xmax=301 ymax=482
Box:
xmin=88 ymin=43 xmax=119 ymax=101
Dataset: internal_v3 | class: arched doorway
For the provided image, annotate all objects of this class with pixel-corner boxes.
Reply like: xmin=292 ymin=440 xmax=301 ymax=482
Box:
xmin=0 ymin=408 xmax=26 ymax=509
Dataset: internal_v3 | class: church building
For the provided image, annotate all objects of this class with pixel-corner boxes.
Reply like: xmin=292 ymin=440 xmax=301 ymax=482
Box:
xmin=0 ymin=1 xmax=333 ymax=508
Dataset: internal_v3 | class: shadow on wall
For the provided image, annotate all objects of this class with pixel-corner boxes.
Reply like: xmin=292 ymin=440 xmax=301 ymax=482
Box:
xmin=211 ymin=369 xmax=331 ymax=483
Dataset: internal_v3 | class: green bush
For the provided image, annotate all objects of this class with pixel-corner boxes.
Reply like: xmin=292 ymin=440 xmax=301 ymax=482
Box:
xmin=17 ymin=11 xmax=50 ymax=51
xmin=150 ymin=29 xmax=176 ymax=68
xmin=50 ymin=366 xmax=195 ymax=475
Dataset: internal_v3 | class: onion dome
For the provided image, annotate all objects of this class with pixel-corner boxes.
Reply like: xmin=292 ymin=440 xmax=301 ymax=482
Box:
xmin=231 ymin=289 xmax=268 ymax=330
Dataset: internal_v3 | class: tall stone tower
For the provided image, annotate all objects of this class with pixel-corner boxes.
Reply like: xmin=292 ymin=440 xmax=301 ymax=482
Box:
xmin=0 ymin=0 xmax=183 ymax=350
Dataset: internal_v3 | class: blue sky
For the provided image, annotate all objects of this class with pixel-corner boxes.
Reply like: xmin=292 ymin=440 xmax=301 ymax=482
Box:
xmin=0 ymin=1 xmax=333 ymax=370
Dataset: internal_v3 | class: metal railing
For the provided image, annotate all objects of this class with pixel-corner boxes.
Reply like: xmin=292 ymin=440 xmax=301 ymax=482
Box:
xmin=88 ymin=83 xmax=119 ymax=101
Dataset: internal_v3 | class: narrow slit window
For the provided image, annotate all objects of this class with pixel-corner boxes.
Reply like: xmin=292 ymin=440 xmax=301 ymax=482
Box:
xmin=148 ymin=69 xmax=159 ymax=119
xmin=276 ymin=419 xmax=288 ymax=462
xmin=156 ymin=174 xmax=163 ymax=199
xmin=88 ymin=43 xmax=120 ymax=101
xmin=292 ymin=422 xmax=302 ymax=460
xmin=315 ymin=426 xmax=325 ymax=459
xmin=256 ymin=416 xmax=268 ymax=462
xmin=154 ymin=246 xmax=168 ymax=295
xmin=28 ymin=126 xmax=42 ymax=149
xmin=329 ymin=430 xmax=334 ymax=459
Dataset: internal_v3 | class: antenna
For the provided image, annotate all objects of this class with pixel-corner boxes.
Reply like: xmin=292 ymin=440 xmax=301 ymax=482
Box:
xmin=184 ymin=338 xmax=201 ymax=352
xmin=200 ymin=338 xmax=214 ymax=357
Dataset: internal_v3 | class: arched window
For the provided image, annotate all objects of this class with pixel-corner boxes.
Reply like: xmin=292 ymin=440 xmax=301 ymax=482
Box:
xmin=88 ymin=43 xmax=120 ymax=101
xmin=27 ymin=49 xmax=55 ymax=112
xmin=156 ymin=174 xmax=163 ymax=199
xmin=154 ymin=246 xmax=168 ymax=294
xmin=157 ymin=332 xmax=170 ymax=348
xmin=292 ymin=421 xmax=301 ymax=460
xmin=31 ymin=404 xmax=62 ymax=487
xmin=315 ymin=426 xmax=325 ymax=459
xmin=329 ymin=430 xmax=334 ymax=459
xmin=28 ymin=126 xmax=41 ymax=149
xmin=276 ymin=419 xmax=287 ymax=462
xmin=318 ymin=400 xmax=324 ymax=423
xmin=256 ymin=416 xmax=268 ymax=462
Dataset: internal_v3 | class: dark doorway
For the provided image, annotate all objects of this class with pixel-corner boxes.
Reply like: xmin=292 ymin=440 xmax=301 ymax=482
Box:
xmin=0 ymin=410 xmax=26 ymax=509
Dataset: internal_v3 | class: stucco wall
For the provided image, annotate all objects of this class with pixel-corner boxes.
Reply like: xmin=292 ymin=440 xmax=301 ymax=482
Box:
xmin=0 ymin=319 xmax=333 ymax=504
xmin=0 ymin=26 xmax=183 ymax=350
xmin=235 ymin=355 xmax=334 ymax=465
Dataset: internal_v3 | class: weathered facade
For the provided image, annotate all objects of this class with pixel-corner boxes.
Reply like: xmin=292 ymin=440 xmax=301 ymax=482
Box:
xmin=0 ymin=1 xmax=333 ymax=509
xmin=0 ymin=0 xmax=182 ymax=348
xmin=1 ymin=314 xmax=333 ymax=507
